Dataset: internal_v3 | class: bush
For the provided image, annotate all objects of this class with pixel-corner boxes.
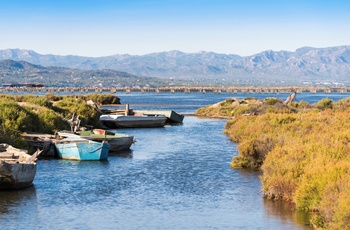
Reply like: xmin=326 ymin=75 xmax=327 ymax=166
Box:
xmin=291 ymin=101 xmax=310 ymax=109
xmin=28 ymin=97 xmax=53 ymax=108
xmin=0 ymin=94 xmax=106 ymax=150
xmin=333 ymin=97 xmax=350 ymax=112
xmin=316 ymin=98 xmax=333 ymax=110
xmin=264 ymin=97 xmax=280 ymax=105
xmin=45 ymin=93 xmax=63 ymax=102
xmin=23 ymin=104 xmax=69 ymax=133
xmin=0 ymin=101 xmax=34 ymax=148
xmin=53 ymin=97 xmax=102 ymax=127
xmin=85 ymin=94 xmax=120 ymax=104
xmin=200 ymin=96 xmax=350 ymax=228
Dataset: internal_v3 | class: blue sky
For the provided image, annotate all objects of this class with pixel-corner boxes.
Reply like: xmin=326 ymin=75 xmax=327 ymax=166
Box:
xmin=0 ymin=0 xmax=349 ymax=57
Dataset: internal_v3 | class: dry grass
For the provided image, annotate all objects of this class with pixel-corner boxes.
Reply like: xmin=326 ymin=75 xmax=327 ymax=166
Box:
xmin=196 ymin=96 xmax=350 ymax=229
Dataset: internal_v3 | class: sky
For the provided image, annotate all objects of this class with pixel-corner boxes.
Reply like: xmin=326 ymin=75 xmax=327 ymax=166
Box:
xmin=0 ymin=0 xmax=349 ymax=57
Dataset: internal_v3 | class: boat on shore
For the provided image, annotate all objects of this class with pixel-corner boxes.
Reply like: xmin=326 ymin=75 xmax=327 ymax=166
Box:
xmin=58 ymin=129 xmax=135 ymax=152
xmin=0 ymin=144 xmax=42 ymax=190
xmin=99 ymin=114 xmax=167 ymax=128
xmin=54 ymin=137 xmax=110 ymax=161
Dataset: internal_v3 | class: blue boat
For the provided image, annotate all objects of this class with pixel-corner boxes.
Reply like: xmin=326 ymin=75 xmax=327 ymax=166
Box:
xmin=54 ymin=137 xmax=110 ymax=161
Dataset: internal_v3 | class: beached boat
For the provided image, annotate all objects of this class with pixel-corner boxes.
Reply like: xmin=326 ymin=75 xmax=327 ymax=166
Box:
xmin=58 ymin=129 xmax=134 ymax=152
xmin=0 ymin=144 xmax=42 ymax=190
xmin=54 ymin=137 xmax=110 ymax=161
xmin=99 ymin=114 xmax=167 ymax=128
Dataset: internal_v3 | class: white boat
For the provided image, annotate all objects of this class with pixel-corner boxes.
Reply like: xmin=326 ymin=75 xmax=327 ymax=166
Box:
xmin=99 ymin=114 xmax=167 ymax=128
xmin=58 ymin=129 xmax=135 ymax=152
xmin=0 ymin=144 xmax=42 ymax=190
xmin=133 ymin=110 xmax=184 ymax=123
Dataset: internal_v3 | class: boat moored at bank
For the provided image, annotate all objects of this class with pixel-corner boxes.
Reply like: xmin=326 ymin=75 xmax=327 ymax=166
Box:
xmin=99 ymin=114 xmax=167 ymax=128
xmin=54 ymin=137 xmax=110 ymax=161
xmin=58 ymin=129 xmax=135 ymax=152
xmin=0 ymin=144 xmax=42 ymax=189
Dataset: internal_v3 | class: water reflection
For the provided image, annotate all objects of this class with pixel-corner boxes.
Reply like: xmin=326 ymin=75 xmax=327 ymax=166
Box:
xmin=263 ymin=199 xmax=312 ymax=229
xmin=109 ymin=149 xmax=133 ymax=158
xmin=0 ymin=186 xmax=37 ymax=214
xmin=224 ymin=166 xmax=312 ymax=229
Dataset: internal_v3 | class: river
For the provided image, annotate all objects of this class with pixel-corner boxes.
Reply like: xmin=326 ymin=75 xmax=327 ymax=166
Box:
xmin=2 ymin=91 xmax=350 ymax=229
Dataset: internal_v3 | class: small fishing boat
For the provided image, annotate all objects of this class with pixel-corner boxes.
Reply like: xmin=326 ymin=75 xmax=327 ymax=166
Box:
xmin=133 ymin=110 xmax=184 ymax=123
xmin=58 ymin=129 xmax=135 ymax=152
xmin=99 ymin=114 xmax=167 ymax=128
xmin=0 ymin=144 xmax=42 ymax=190
xmin=54 ymin=137 xmax=110 ymax=161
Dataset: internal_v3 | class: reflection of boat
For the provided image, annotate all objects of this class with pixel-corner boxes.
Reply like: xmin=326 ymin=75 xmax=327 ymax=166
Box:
xmin=58 ymin=129 xmax=134 ymax=152
xmin=0 ymin=144 xmax=42 ymax=190
xmin=0 ymin=185 xmax=37 ymax=214
xmin=108 ymin=149 xmax=133 ymax=158
xmin=99 ymin=114 xmax=167 ymax=128
xmin=54 ymin=137 xmax=110 ymax=161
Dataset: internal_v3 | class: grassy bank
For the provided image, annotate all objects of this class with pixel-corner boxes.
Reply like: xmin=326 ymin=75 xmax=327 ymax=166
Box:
xmin=195 ymin=97 xmax=350 ymax=229
xmin=0 ymin=94 xmax=119 ymax=151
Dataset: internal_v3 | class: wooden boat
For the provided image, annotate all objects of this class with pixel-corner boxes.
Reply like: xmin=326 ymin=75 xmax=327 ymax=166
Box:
xmin=54 ymin=137 xmax=110 ymax=161
xmin=58 ymin=129 xmax=134 ymax=152
xmin=99 ymin=114 xmax=167 ymax=128
xmin=100 ymin=104 xmax=183 ymax=124
xmin=133 ymin=110 xmax=184 ymax=123
xmin=0 ymin=144 xmax=42 ymax=190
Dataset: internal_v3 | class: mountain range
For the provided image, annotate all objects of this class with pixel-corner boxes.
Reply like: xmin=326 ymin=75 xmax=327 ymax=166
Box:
xmin=0 ymin=59 xmax=180 ymax=87
xmin=0 ymin=46 xmax=350 ymax=86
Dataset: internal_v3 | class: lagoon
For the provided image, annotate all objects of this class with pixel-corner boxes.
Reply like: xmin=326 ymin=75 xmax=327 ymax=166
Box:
xmin=2 ymin=91 xmax=349 ymax=229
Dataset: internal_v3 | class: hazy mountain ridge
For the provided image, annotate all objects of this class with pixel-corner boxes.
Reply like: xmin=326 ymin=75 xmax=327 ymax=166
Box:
xmin=0 ymin=59 xmax=180 ymax=87
xmin=1 ymin=46 xmax=350 ymax=84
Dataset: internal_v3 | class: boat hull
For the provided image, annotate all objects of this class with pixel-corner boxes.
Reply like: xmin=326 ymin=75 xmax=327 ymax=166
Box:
xmin=0 ymin=161 xmax=37 ymax=189
xmin=84 ymin=135 xmax=134 ymax=151
xmin=0 ymin=144 xmax=38 ymax=190
xmin=55 ymin=140 xmax=110 ymax=161
xmin=100 ymin=115 xmax=167 ymax=128
xmin=107 ymin=136 xmax=134 ymax=151
xmin=133 ymin=110 xmax=184 ymax=123
xmin=58 ymin=131 xmax=134 ymax=152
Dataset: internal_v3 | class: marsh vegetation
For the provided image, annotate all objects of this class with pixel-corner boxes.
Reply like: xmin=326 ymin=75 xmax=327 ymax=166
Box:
xmin=0 ymin=94 xmax=119 ymax=151
xmin=196 ymin=96 xmax=350 ymax=229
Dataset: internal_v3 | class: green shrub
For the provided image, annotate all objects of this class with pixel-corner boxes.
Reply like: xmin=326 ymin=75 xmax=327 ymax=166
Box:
xmin=264 ymin=97 xmax=280 ymax=105
xmin=232 ymin=105 xmax=253 ymax=115
xmin=28 ymin=97 xmax=53 ymax=108
xmin=85 ymin=94 xmax=120 ymax=104
xmin=53 ymin=97 xmax=102 ymax=127
xmin=45 ymin=93 xmax=63 ymax=101
xmin=333 ymin=98 xmax=350 ymax=112
xmin=0 ymin=94 xmax=104 ymax=149
xmin=244 ymin=97 xmax=257 ymax=101
xmin=0 ymin=101 xmax=33 ymax=148
xmin=316 ymin=98 xmax=333 ymax=110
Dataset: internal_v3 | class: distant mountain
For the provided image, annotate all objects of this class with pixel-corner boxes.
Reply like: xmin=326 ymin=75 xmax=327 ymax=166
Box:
xmin=1 ymin=46 xmax=350 ymax=86
xmin=0 ymin=60 xmax=179 ymax=87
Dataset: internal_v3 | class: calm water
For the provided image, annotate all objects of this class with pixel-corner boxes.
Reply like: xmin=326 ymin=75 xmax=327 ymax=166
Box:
xmin=2 ymin=91 xmax=350 ymax=229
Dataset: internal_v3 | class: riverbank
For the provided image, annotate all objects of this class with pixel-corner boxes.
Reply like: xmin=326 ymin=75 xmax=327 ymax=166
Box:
xmin=0 ymin=94 xmax=119 ymax=152
xmin=195 ymin=96 xmax=350 ymax=229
